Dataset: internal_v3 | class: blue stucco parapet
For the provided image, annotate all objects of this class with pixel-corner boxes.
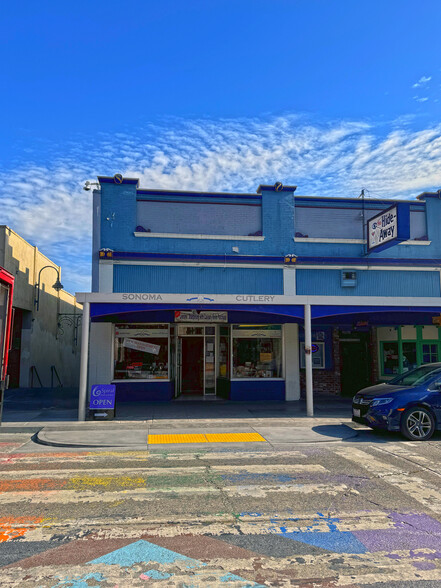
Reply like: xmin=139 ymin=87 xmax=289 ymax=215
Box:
xmin=94 ymin=176 xmax=441 ymax=298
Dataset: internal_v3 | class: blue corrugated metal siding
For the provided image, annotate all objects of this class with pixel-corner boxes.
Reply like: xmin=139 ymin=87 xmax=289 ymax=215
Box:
xmin=296 ymin=269 xmax=440 ymax=297
xmin=137 ymin=201 xmax=262 ymax=236
xmin=114 ymin=265 xmax=283 ymax=294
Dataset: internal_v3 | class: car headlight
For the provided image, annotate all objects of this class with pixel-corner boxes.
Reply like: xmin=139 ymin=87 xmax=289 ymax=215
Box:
xmin=371 ymin=397 xmax=393 ymax=407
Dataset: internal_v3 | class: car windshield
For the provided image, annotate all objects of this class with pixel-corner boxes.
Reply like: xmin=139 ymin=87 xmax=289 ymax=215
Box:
xmin=388 ymin=364 xmax=441 ymax=387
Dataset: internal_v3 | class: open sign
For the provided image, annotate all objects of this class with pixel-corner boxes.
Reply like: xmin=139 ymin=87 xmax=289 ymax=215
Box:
xmin=89 ymin=385 xmax=116 ymax=409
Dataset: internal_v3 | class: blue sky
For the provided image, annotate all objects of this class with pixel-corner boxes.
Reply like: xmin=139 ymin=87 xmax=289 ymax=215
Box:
xmin=1 ymin=0 xmax=441 ymax=293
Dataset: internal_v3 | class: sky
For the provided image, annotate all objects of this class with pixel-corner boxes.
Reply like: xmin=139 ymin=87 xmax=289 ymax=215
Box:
xmin=1 ymin=0 xmax=441 ymax=294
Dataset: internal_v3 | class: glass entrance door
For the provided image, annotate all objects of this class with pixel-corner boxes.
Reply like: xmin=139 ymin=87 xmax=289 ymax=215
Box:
xmin=204 ymin=331 xmax=216 ymax=395
xmin=176 ymin=336 xmax=182 ymax=398
xmin=175 ymin=325 xmax=217 ymax=396
xmin=181 ymin=337 xmax=204 ymax=394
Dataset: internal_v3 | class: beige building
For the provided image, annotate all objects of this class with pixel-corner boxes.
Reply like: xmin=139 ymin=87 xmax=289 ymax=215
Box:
xmin=0 ymin=226 xmax=82 ymax=388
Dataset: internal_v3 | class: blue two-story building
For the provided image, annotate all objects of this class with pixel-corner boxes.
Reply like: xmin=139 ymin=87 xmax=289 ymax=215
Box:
xmin=76 ymin=176 xmax=441 ymax=418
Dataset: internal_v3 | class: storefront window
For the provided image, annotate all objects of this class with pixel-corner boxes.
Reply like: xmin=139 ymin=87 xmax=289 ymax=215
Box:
xmin=402 ymin=342 xmax=417 ymax=371
xmin=379 ymin=326 xmax=441 ymax=378
xmin=114 ymin=324 xmax=169 ymax=380
xmin=382 ymin=342 xmax=399 ymax=375
xmin=422 ymin=343 xmax=439 ymax=364
xmin=300 ymin=342 xmax=325 ymax=369
xmin=232 ymin=325 xmax=282 ymax=379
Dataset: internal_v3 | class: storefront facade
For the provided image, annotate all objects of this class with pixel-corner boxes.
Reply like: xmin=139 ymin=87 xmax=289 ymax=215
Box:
xmin=82 ymin=294 xmax=303 ymax=405
xmin=76 ymin=177 xmax=441 ymax=417
xmin=108 ymin=319 xmax=285 ymax=401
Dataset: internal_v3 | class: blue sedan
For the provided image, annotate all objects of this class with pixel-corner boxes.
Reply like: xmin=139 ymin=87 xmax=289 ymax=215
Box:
xmin=352 ymin=363 xmax=441 ymax=441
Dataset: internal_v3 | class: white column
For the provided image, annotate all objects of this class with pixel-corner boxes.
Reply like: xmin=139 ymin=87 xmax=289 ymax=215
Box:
xmin=304 ymin=304 xmax=314 ymax=416
xmin=78 ymin=301 xmax=90 ymax=421
xmin=99 ymin=262 xmax=114 ymax=293
xmin=89 ymin=323 xmax=113 ymax=387
xmin=283 ymin=267 xmax=296 ymax=295
xmin=284 ymin=324 xmax=300 ymax=400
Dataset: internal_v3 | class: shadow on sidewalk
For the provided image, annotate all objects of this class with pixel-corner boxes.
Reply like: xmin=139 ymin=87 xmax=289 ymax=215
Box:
xmin=2 ymin=387 xmax=79 ymax=422
xmin=1 ymin=388 xmax=353 ymax=423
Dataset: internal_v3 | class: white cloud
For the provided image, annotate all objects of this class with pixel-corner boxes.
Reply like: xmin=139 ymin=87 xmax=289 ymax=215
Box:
xmin=1 ymin=115 xmax=441 ymax=293
xmin=413 ymin=75 xmax=432 ymax=88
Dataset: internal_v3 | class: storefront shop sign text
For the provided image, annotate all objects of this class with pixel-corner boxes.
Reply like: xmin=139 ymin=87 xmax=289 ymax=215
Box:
xmin=235 ymin=295 xmax=275 ymax=302
xmin=175 ymin=310 xmax=228 ymax=322
xmin=121 ymin=293 xmax=163 ymax=301
xmin=123 ymin=338 xmax=161 ymax=355
xmin=115 ymin=328 xmax=168 ymax=337
xmin=367 ymin=203 xmax=410 ymax=252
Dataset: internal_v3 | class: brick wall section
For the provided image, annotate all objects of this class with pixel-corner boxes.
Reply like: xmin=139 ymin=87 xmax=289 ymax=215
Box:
xmin=300 ymin=328 xmax=342 ymax=396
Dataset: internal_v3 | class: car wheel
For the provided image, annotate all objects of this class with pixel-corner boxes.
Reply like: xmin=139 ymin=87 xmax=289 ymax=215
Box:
xmin=400 ymin=407 xmax=435 ymax=441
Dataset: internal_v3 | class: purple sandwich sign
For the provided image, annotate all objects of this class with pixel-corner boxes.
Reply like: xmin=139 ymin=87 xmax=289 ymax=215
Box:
xmin=89 ymin=385 xmax=116 ymax=410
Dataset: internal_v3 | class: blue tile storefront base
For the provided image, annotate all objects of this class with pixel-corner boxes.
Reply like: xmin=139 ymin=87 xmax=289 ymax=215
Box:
xmin=115 ymin=381 xmax=174 ymax=402
xmin=112 ymin=380 xmax=285 ymax=402
xmin=230 ymin=380 xmax=285 ymax=401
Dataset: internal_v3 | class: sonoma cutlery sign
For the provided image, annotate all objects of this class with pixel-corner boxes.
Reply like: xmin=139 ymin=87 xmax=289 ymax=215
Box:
xmin=367 ymin=203 xmax=410 ymax=252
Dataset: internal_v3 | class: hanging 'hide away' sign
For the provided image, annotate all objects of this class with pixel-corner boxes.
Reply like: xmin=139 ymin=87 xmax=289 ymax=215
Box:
xmin=367 ymin=203 xmax=410 ymax=252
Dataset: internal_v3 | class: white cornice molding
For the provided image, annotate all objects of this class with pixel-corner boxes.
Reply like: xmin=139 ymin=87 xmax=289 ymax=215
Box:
xmin=100 ymin=259 xmax=439 ymax=272
xmin=76 ymin=291 xmax=441 ymax=307
xmin=294 ymin=237 xmax=431 ymax=246
xmin=134 ymin=232 xmax=265 ymax=241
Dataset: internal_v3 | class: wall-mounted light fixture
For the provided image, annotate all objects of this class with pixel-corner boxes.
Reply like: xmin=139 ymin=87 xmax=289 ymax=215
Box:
xmin=83 ymin=181 xmax=100 ymax=191
xmin=34 ymin=266 xmax=64 ymax=311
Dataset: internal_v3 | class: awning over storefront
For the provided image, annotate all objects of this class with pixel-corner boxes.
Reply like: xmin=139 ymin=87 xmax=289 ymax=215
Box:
xmin=89 ymin=303 xmax=305 ymax=322
xmin=89 ymin=302 xmax=441 ymax=326
xmin=311 ymin=305 xmax=441 ymax=325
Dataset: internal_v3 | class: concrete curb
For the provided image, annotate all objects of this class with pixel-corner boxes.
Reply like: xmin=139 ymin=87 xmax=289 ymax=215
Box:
xmin=0 ymin=425 xmax=43 ymax=434
xmin=36 ymin=429 xmax=149 ymax=448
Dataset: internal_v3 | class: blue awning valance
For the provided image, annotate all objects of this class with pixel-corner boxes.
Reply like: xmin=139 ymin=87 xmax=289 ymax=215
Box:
xmin=90 ymin=302 xmax=441 ymax=324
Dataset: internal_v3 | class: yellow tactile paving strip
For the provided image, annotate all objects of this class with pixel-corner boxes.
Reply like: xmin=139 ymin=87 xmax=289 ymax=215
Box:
xmin=148 ymin=432 xmax=266 ymax=444
xmin=205 ymin=433 xmax=265 ymax=443
xmin=148 ymin=434 xmax=207 ymax=444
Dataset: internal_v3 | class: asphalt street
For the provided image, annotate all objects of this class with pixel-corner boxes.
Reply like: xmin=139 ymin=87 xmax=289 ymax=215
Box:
xmin=0 ymin=434 xmax=441 ymax=586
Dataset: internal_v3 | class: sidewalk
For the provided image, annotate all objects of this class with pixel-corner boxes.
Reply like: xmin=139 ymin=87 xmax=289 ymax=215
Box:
xmin=0 ymin=387 xmax=362 ymax=449
xmin=2 ymin=387 xmax=354 ymax=421
xmin=33 ymin=420 xmax=360 ymax=449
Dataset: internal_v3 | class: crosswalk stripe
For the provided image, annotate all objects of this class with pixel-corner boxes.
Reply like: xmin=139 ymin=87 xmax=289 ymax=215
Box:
xmin=0 ymin=449 xmax=307 ymax=464
xmin=335 ymin=446 xmax=441 ymax=514
xmin=0 ymin=482 xmax=351 ymax=504
xmin=371 ymin=444 xmax=441 ymax=475
xmin=4 ymin=509 xmax=399 ymax=541
xmin=0 ymin=463 xmax=326 ymax=478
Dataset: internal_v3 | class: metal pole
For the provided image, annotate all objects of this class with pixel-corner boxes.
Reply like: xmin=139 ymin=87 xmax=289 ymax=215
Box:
xmin=304 ymin=303 xmax=314 ymax=416
xmin=78 ymin=301 xmax=90 ymax=421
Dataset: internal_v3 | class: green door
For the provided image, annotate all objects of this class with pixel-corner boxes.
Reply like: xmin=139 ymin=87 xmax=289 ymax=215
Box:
xmin=340 ymin=334 xmax=371 ymax=397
